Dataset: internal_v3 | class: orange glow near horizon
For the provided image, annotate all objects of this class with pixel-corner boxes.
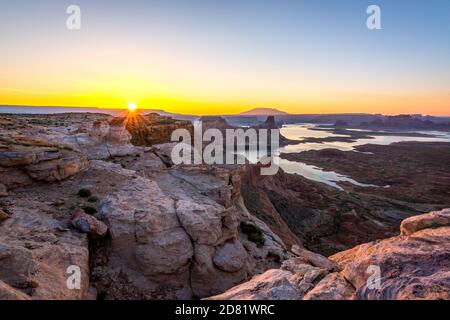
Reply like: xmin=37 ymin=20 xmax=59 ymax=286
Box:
xmin=1 ymin=86 xmax=449 ymax=116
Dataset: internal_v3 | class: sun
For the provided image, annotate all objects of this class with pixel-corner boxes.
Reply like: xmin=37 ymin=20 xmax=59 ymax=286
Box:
xmin=127 ymin=103 xmax=137 ymax=112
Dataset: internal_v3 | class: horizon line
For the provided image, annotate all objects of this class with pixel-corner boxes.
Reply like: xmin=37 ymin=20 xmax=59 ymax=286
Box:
xmin=1 ymin=104 xmax=450 ymax=117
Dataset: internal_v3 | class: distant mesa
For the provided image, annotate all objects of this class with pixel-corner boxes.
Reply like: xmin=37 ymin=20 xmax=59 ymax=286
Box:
xmin=239 ymin=108 xmax=289 ymax=116
xmin=359 ymin=114 xmax=450 ymax=130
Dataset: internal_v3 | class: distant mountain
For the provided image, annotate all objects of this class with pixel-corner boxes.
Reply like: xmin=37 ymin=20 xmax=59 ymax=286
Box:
xmin=239 ymin=108 xmax=289 ymax=116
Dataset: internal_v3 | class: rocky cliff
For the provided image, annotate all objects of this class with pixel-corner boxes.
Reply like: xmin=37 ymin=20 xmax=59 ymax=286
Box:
xmin=208 ymin=209 xmax=450 ymax=300
xmin=124 ymin=113 xmax=194 ymax=146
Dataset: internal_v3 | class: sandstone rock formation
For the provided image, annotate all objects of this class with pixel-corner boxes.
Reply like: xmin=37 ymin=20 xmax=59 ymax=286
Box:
xmin=0 ymin=114 xmax=137 ymax=192
xmin=124 ymin=113 xmax=194 ymax=146
xmin=254 ymin=116 xmax=279 ymax=130
xmin=332 ymin=209 xmax=450 ymax=300
xmin=207 ymin=262 xmax=331 ymax=300
xmin=207 ymin=209 xmax=450 ymax=300
xmin=90 ymin=160 xmax=288 ymax=299
xmin=0 ymin=201 xmax=91 ymax=299
xmin=400 ymin=208 xmax=450 ymax=236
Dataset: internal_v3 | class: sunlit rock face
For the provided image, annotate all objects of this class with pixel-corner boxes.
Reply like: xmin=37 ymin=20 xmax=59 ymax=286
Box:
xmin=0 ymin=114 xmax=137 ymax=192
xmin=207 ymin=209 xmax=450 ymax=300
xmin=122 ymin=113 xmax=194 ymax=146
xmin=91 ymin=159 xmax=288 ymax=299
xmin=330 ymin=209 xmax=450 ymax=300
xmin=0 ymin=140 xmax=88 ymax=190
xmin=400 ymin=208 xmax=450 ymax=236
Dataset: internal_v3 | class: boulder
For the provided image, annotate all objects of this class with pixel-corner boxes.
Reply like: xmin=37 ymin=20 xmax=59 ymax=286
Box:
xmin=25 ymin=156 xmax=88 ymax=182
xmin=291 ymin=245 xmax=339 ymax=272
xmin=400 ymin=208 xmax=450 ymax=236
xmin=207 ymin=259 xmax=329 ymax=300
xmin=70 ymin=208 xmax=108 ymax=239
xmin=207 ymin=269 xmax=305 ymax=300
xmin=190 ymin=244 xmax=248 ymax=298
xmin=213 ymin=240 xmax=247 ymax=272
xmin=175 ymin=199 xmax=230 ymax=246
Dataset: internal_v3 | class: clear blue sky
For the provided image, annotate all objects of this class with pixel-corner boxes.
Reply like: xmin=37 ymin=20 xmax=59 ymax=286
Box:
xmin=1 ymin=0 xmax=449 ymax=114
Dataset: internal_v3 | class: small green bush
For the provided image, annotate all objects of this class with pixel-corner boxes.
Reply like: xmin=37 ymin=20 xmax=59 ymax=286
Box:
xmin=78 ymin=188 xmax=92 ymax=198
xmin=83 ymin=206 xmax=98 ymax=215
xmin=240 ymin=221 xmax=265 ymax=246
xmin=88 ymin=196 xmax=99 ymax=203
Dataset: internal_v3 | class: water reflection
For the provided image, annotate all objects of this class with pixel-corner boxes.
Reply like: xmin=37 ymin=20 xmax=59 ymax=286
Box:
xmin=281 ymin=124 xmax=450 ymax=153
xmin=238 ymin=123 xmax=450 ymax=190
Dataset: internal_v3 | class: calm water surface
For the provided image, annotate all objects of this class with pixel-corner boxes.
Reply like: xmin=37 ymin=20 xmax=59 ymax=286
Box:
xmin=245 ymin=124 xmax=450 ymax=189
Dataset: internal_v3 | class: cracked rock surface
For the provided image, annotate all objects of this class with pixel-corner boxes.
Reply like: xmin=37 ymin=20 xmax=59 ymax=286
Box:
xmin=208 ymin=209 xmax=450 ymax=300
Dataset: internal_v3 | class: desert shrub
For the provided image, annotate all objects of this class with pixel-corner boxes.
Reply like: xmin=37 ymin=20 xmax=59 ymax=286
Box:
xmin=240 ymin=221 xmax=265 ymax=246
xmin=88 ymin=196 xmax=99 ymax=203
xmin=83 ymin=206 xmax=98 ymax=215
xmin=78 ymin=188 xmax=92 ymax=198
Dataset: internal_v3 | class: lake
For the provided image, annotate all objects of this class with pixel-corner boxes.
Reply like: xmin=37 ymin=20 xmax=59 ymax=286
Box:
xmin=240 ymin=123 xmax=450 ymax=190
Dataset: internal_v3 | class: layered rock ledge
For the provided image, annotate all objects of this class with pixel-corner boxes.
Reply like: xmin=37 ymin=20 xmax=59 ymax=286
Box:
xmin=207 ymin=209 xmax=450 ymax=300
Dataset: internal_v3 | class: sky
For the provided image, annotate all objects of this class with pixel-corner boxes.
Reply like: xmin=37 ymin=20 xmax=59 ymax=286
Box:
xmin=0 ymin=0 xmax=449 ymax=115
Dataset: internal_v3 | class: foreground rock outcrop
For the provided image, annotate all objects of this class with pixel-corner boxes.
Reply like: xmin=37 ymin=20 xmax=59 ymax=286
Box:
xmin=1 ymin=114 xmax=286 ymax=300
xmin=208 ymin=209 xmax=450 ymax=300
xmin=0 ymin=201 xmax=91 ymax=299
xmin=90 ymin=160 xmax=288 ymax=299
xmin=0 ymin=113 xmax=137 ymax=194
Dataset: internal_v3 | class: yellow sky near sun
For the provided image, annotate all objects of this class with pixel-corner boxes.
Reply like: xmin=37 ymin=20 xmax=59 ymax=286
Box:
xmin=1 ymin=41 xmax=449 ymax=115
xmin=1 ymin=30 xmax=449 ymax=116
xmin=1 ymin=85 xmax=449 ymax=116
xmin=1 ymin=33 xmax=449 ymax=116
